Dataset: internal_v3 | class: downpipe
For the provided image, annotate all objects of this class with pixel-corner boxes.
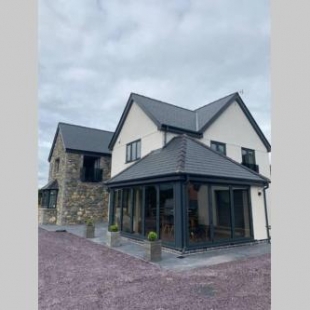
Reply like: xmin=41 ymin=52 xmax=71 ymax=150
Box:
xmin=263 ymin=184 xmax=271 ymax=244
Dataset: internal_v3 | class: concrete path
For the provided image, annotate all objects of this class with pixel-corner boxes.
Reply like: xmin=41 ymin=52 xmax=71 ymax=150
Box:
xmin=40 ymin=223 xmax=270 ymax=271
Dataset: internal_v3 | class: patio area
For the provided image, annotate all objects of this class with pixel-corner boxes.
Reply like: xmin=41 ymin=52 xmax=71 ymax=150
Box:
xmin=39 ymin=222 xmax=270 ymax=271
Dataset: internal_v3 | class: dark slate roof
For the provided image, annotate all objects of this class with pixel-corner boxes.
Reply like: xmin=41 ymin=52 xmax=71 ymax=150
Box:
xmin=195 ymin=93 xmax=236 ymax=131
xmin=109 ymin=92 xmax=271 ymax=152
xmin=106 ymin=135 xmax=270 ymax=185
xmin=48 ymin=123 xmax=114 ymax=161
xmin=131 ymin=93 xmax=197 ymax=132
xmin=41 ymin=179 xmax=59 ymax=190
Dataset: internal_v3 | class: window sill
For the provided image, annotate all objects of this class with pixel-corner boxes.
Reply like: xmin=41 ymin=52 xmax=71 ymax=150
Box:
xmin=125 ymin=158 xmax=141 ymax=164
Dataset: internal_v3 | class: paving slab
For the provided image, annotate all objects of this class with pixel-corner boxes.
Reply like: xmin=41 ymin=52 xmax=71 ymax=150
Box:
xmin=39 ymin=223 xmax=270 ymax=271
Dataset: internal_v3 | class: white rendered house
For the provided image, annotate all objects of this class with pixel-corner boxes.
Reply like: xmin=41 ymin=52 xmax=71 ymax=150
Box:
xmin=106 ymin=92 xmax=271 ymax=251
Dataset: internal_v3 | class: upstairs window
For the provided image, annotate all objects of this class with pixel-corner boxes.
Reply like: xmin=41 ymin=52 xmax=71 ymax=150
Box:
xmin=210 ymin=141 xmax=226 ymax=155
xmin=126 ymin=140 xmax=141 ymax=163
xmin=241 ymin=148 xmax=259 ymax=173
xmin=80 ymin=156 xmax=103 ymax=182
xmin=54 ymin=158 xmax=60 ymax=173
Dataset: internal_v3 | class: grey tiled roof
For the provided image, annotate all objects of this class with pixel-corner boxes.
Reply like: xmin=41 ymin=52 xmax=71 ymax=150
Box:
xmin=109 ymin=92 xmax=271 ymax=152
xmin=131 ymin=93 xmax=235 ymax=132
xmin=131 ymin=93 xmax=197 ymax=132
xmin=59 ymin=123 xmax=113 ymax=154
xmin=106 ymin=135 xmax=269 ymax=185
xmin=41 ymin=179 xmax=59 ymax=190
xmin=195 ymin=93 xmax=236 ymax=131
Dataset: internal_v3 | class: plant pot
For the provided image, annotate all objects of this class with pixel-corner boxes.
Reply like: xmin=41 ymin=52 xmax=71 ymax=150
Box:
xmin=85 ymin=225 xmax=95 ymax=238
xmin=144 ymin=240 xmax=162 ymax=262
xmin=107 ymin=231 xmax=121 ymax=247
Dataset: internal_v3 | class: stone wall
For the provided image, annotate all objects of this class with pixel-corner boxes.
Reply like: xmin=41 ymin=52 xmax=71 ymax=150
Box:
xmin=41 ymin=129 xmax=112 ymax=225
xmin=38 ymin=208 xmax=57 ymax=225
xmin=48 ymin=132 xmax=67 ymax=225
xmin=60 ymin=153 xmax=111 ymax=225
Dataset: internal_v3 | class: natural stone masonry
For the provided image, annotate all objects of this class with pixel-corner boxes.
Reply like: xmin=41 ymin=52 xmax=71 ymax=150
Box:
xmin=38 ymin=208 xmax=57 ymax=225
xmin=60 ymin=153 xmax=111 ymax=224
xmin=46 ymin=133 xmax=66 ymax=225
xmin=39 ymin=131 xmax=111 ymax=225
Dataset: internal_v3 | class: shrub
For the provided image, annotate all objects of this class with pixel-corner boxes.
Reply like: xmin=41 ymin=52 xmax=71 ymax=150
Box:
xmin=85 ymin=218 xmax=94 ymax=226
xmin=109 ymin=224 xmax=119 ymax=232
xmin=147 ymin=231 xmax=158 ymax=241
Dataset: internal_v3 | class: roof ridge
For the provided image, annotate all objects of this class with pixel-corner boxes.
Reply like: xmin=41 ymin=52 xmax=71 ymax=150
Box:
xmin=58 ymin=122 xmax=114 ymax=134
xmin=194 ymin=92 xmax=238 ymax=111
xmin=176 ymin=134 xmax=188 ymax=173
xmin=131 ymin=92 xmax=195 ymax=113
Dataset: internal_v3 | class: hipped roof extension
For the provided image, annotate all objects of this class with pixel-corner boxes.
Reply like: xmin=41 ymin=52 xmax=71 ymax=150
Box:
xmin=106 ymin=134 xmax=270 ymax=186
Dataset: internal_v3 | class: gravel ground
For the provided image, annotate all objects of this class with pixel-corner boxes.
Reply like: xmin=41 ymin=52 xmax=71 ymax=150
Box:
xmin=39 ymin=228 xmax=270 ymax=310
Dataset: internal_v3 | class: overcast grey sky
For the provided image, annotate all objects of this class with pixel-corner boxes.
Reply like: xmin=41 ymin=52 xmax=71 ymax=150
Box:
xmin=38 ymin=0 xmax=270 ymax=187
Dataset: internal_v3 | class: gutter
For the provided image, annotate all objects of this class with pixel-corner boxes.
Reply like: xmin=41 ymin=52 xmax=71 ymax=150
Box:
xmin=263 ymin=184 xmax=271 ymax=243
xmin=182 ymin=175 xmax=190 ymax=254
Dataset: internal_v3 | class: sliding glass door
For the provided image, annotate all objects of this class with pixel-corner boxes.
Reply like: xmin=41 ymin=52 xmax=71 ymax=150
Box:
xmin=159 ymin=183 xmax=175 ymax=244
xmin=144 ymin=186 xmax=157 ymax=236
xmin=232 ymin=188 xmax=252 ymax=238
xmin=212 ymin=186 xmax=232 ymax=241
xmin=187 ymin=183 xmax=253 ymax=248
xmin=187 ymin=183 xmax=211 ymax=245
xmin=110 ymin=184 xmax=176 ymax=245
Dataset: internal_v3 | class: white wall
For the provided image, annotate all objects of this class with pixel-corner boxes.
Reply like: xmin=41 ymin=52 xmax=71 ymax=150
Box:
xmin=111 ymin=102 xmax=163 ymax=177
xmin=251 ymin=186 xmax=269 ymax=240
xmin=201 ymin=100 xmax=271 ymax=179
xmin=201 ymin=100 xmax=272 ymax=228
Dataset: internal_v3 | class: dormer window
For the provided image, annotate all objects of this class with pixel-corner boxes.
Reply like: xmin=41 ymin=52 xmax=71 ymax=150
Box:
xmin=126 ymin=140 xmax=141 ymax=163
xmin=210 ymin=141 xmax=226 ymax=155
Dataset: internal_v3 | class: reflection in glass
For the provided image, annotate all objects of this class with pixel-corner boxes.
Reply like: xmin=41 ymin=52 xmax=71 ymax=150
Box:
xmin=160 ymin=183 xmax=174 ymax=243
xmin=187 ymin=183 xmax=211 ymax=244
xmin=144 ymin=186 xmax=157 ymax=236
xmin=133 ymin=187 xmax=143 ymax=235
xmin=121 ymin=189 xmax=132 ymax=233
xmin=233 ymin=189 xmax=251 ymax=238
xmin=212 ymin=187 xmax=232 ymax=241
xmin=113 ymin=190 xmax=122 ymax=227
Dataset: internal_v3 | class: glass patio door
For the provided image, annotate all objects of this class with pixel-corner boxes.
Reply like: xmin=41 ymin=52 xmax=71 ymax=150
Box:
xmin=144 ymin=186 xmax=158 ymax=236
xmin=232 ymin=188 xmax=252 ymax=238
xmin=212 ymin=187 xmax=232 ymax=242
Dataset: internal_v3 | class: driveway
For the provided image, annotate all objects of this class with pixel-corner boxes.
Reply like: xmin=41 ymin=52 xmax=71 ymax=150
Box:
xmin=39 ymin=228 xmax=270 ymax=310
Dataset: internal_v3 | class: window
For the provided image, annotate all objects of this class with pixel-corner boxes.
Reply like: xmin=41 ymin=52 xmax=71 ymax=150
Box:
xmin=241 ymin=148 xmax=259 ymax=172
xmin=41 ymin=190 xmax=58 ymax=208
xmin=126 ymin=140 xmax=141 ymax=162
xmin=54 ymin=158 xmax=60 ymax=173
xmin=80 ymin=156 xmax=103 ymax=182
xmin=210 ymin=141 xmax=226 ymax=155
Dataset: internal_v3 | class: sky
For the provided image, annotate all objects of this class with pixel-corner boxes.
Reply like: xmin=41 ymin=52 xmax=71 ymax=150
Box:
xmin=38 ymin=0 xmax=270 ymax=188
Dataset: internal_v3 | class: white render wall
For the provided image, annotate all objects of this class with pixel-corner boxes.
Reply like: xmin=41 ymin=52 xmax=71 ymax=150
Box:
xmin=200 ymin=100 xmax=271 ymax=229
xmin=250 ymin=186 xmax=268 ymax=240
xmin=201 ymin=100 xmax=270 ymax=179
xmin=111 ymin=102 xmax=163 ymax=177
xmin=163 ymin=101 xmax=270 ymax=179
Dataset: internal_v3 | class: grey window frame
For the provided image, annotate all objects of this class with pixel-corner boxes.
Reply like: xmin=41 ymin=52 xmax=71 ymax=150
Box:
xmin=126 ymin=139 xmax=141 ymax=163
xmin=241 ymin=147 xmax=256 ymax=165
xmin=210 ymin=140 xmax=226 ymax=155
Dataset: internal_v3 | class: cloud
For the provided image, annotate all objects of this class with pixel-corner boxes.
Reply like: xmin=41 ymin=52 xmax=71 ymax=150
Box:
xmin=38 ymin=0 xmax=270 ymax=187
